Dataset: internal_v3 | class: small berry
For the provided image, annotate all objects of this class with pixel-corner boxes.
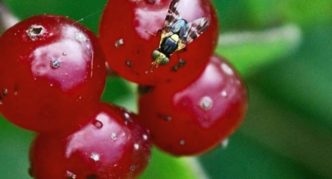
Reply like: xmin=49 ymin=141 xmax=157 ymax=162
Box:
xmin=0 ymin=15 xmax=106 ymax=132
xmin=99 ymin=0 xmax=218 ymax=85
xmin=138 ymin=55 xmax=247 ymax=155
xmin=29 ymin=104 xmax=151 ymax=179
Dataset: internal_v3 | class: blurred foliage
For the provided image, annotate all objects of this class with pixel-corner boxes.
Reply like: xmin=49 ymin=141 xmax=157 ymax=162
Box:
xmin=1 ymin=0 xmax=332 ymax=178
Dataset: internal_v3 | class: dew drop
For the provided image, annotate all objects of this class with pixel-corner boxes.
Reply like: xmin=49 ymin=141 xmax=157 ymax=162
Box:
xmin=93 ymin=120 xmax=103 ymax=129
xmin=179 ymin=139 xmax=186 ymax=146
xmin=123 ymin=112 xmax=132 ymax=124
xmin=50 ymin=58 xmax=61 ymax=69
xmin=221 ymin=90 xmax=228 ymax=97
xmin=134 ymin=143 xmax=140 ymax=150
xmin=75 ymin=32 xmax=88 ymax=43
xmin=66 ymin=170 xmax=77 ymax=179
xmin=115 ymin=38 xmax=124 ymax=48
xmin=221 ymin=63 xmax=234 ymax=76
xmin=26 ymin=25 xmax=46 ymax=41
xmin=2 ymin=88 xmax=8 ymax=96
xmin=111 ymin=132 xmax=118 ymax=141
xmin=142 ymin=134 xmax=149 ymax=141
xmin=199 ymin=96 xmax=213 ymax=111
xmin=125 ymin=59 xmax=133 ymax=68
xmin=14 ymin=91 xmax=19 ymax=96
xmin=90 ymin=152 xmax=100 ymax=162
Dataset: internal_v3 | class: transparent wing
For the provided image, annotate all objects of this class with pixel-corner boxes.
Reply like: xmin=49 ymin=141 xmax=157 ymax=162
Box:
xmin=164 ymin=0 xmax=181 ymax=30
xmin=185 ymin=17 xmax=209 ymax=44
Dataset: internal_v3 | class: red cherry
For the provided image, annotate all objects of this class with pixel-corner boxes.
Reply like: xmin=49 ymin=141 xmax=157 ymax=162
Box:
xmin=138 ymin=55 xmax=247 ymax=155
xmin=99 ymin=0 xmax=218 ymax=85
xmin=0 ymin=15 xmax=106 ymax=132
xmin=29 ymin=104 xmax=151 ymax=179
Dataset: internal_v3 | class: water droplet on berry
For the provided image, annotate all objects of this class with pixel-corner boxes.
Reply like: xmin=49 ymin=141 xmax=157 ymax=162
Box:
xmin=2 ymin=88 xmax=8 ymax=96
xmin=123 ymin=112 xmax=133 ymax=125
xmin=26 ymin=25 xmax=46 ymax=41
xmin=93 ymin=120 xmax=103 ymax=129
xmin=66 ymin=170 xmax=77 ymax=179
xmin=111 ymin=132 xmax=118 ymax=141
xmin=199 ymin=96 xmax=213 ymax=111
xmin=142 ymin=134 xmax=149 ymax=141
xmin=50 ymin=58 xmax=61 ymax=69
xmin=75 ymin=32 xmax=88 ymax=43
xmin=221 ymin=63 xmax=234 ymax=76
xmin=125 ymin=59 xmax=133 ymax=68
xmin=49 ymin=83 xmax=54 ymax=87
xmin=221 ymin=90 xmax=228 ymax=97
xmin=179 ymin=139 xmax=186 ymax=146
xmin=90 ymin=152 xmax=100 ymax=162
xmin=115 ymin=38 xmax=124 ymax=48
xmin=221 ymin=138 xmax=229 ymax=149
xmin=134 ymin=143 xmax=140 ymax=150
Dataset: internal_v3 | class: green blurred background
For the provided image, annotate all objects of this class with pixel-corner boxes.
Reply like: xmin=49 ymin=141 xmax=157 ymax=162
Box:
xmin=0 ymin=0 xmax=332 ymax=178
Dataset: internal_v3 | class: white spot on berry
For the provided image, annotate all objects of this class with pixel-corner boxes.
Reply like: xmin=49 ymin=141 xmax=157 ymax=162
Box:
xmin=221 ymin=90 xmax=228 ymax=97
xmin=221 ymin=63 xmax=234 ymax=76
xmin=75 ymin=32 xmax=88 ymax=43
xmin=111 ymin=132 xmax=118 ymax=141
xmin=26 ymin=25 xmax=46 ymax=41
xmin=142 ymin=134 xmax=149 ymax=141
xmin=66 ymin=170 xmax=77 ymax=179
xmin=115 ymin=38 xmax=124 ymax=48
xmin=134 ymin=143 xmax=140 ymax=150
xmin=179 ymin=139 xmax=186 ymax=146
xmin=90 ymin=152 xmax=100 ymax=162
xmin=199 ymin=96 xmax=213 ymax=111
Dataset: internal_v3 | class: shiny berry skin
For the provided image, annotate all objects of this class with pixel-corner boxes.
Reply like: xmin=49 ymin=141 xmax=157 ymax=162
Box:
xmin=29 ymin=104 xmax=151 ymax=179
xmin=138 ymin=55 xmax=247 ymax=155
xmin=0 ymin=15 xmax=106 ymax=132
xmin=100 ymin=0 xmax=218 ymax=85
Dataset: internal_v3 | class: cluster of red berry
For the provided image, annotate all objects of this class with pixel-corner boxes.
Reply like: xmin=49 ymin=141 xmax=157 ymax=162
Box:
xmin=0 ymin=0 xmax=247 ymax=178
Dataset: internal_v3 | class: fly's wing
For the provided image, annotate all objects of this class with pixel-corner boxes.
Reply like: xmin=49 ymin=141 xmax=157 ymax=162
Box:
xmin=164 ymin=0 xmax=180 ymax=32
xmin=184 ymin=17 xmax=209 ymax=44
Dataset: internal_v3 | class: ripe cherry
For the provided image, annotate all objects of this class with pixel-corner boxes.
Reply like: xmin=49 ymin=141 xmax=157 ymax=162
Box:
xmin=138 ymin=55 xmax=247 ymax=155
xmin=29 ymin=104 xmax=151 ymax=179
xmin=0 ymin=15 xmax=106 ymax=132
xmin=99 ymin=0 xmax=218 ymax=85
